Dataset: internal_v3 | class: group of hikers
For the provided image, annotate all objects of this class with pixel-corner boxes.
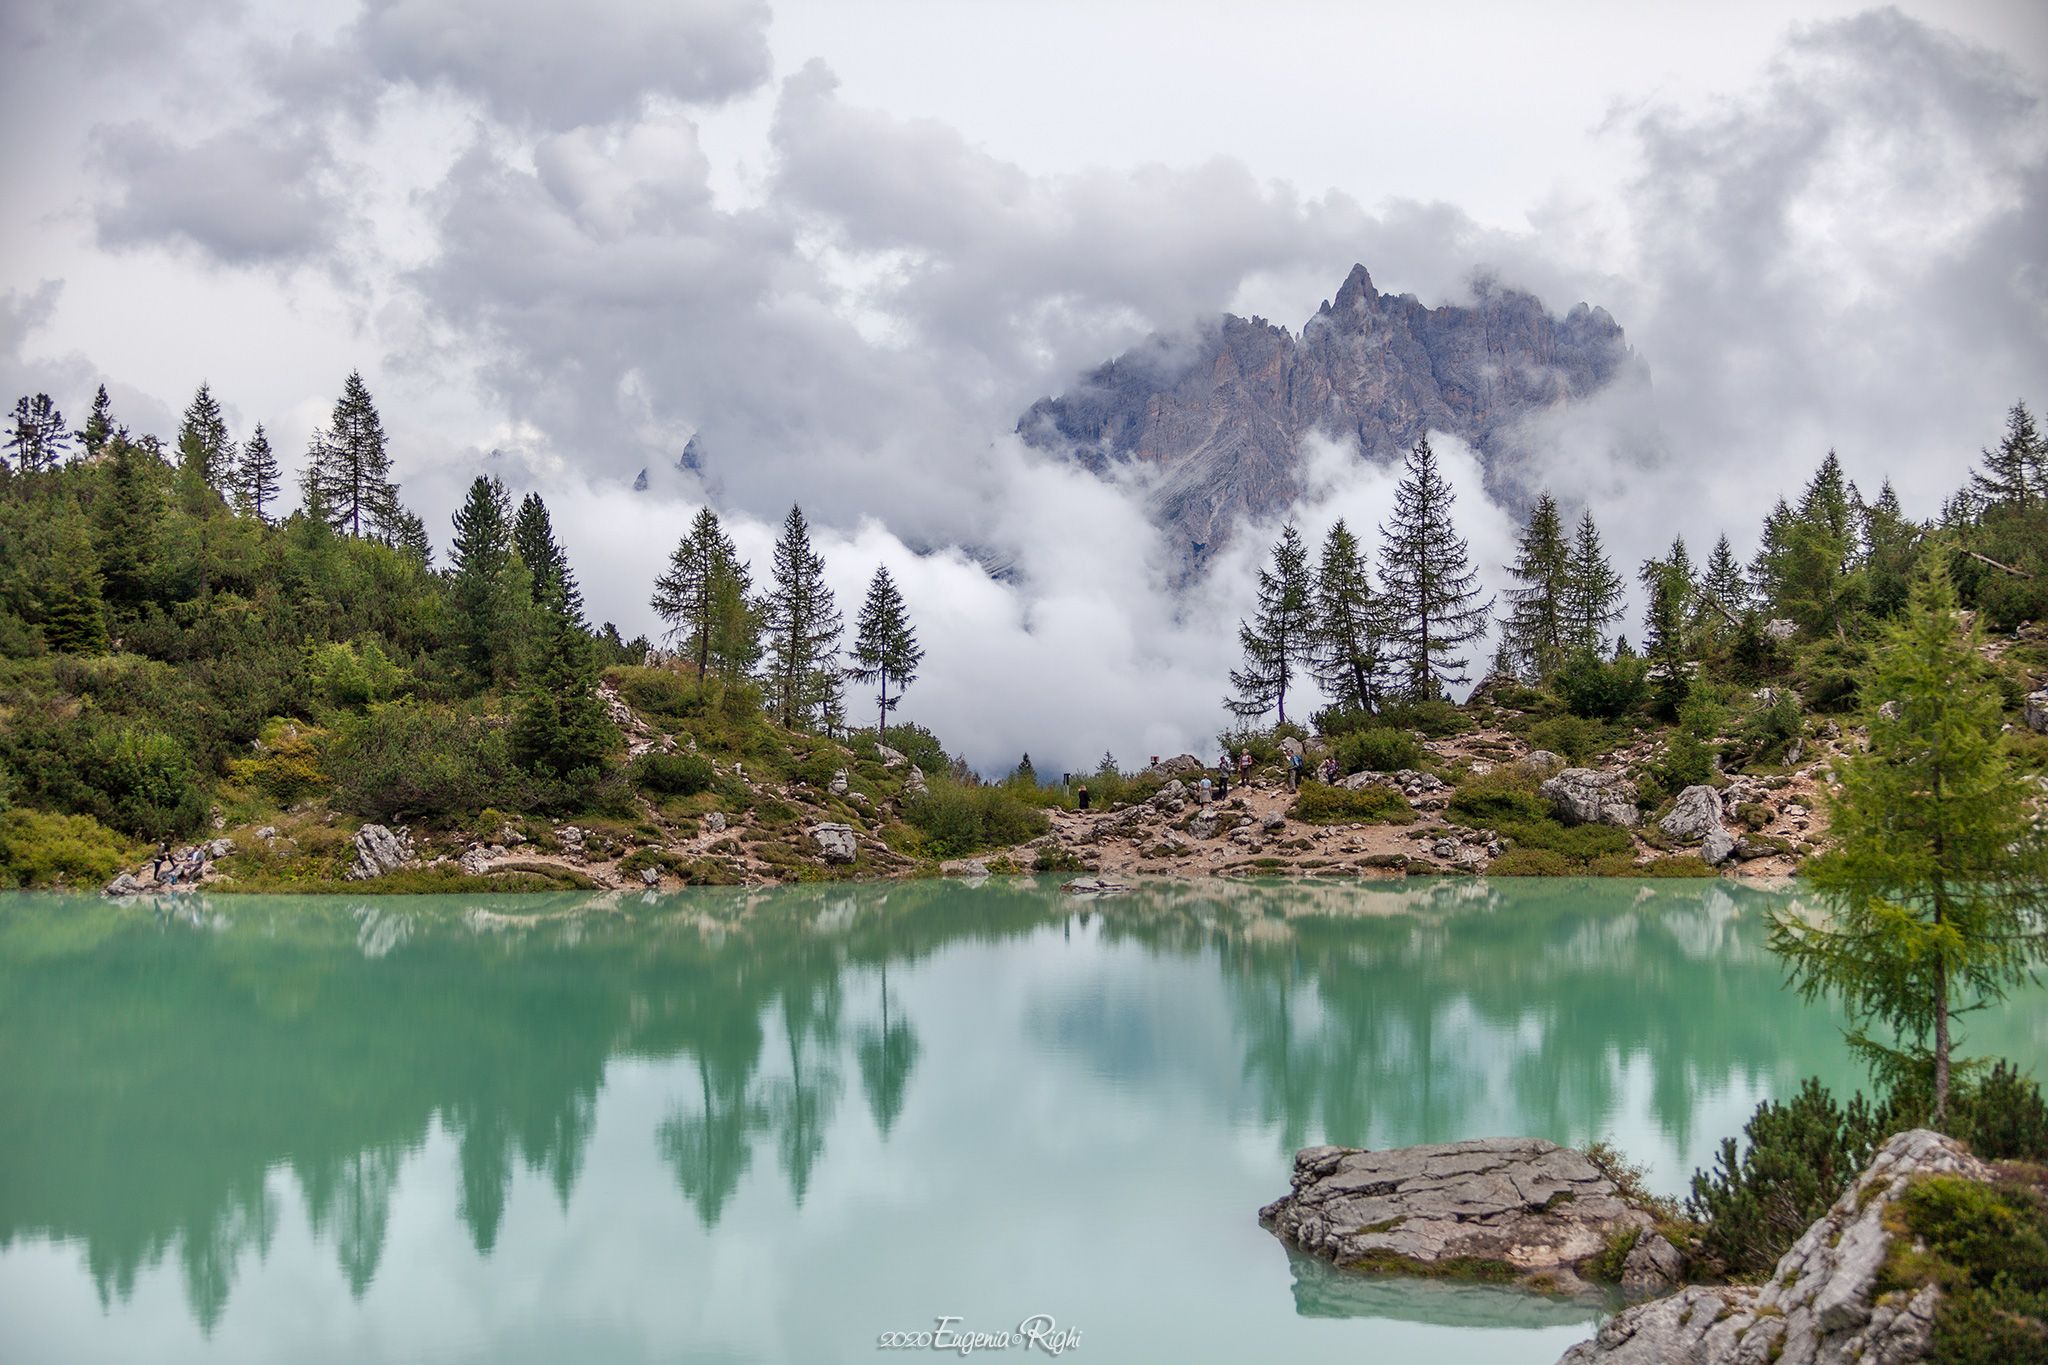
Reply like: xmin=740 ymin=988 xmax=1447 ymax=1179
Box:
xmin=1070 ymin=745 xmax=1343 ymax=813
xmin=149 ymin=842 xmax=206 ymax=887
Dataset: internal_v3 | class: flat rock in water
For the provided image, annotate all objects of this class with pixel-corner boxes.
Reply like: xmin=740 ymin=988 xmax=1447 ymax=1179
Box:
xmin=1061 ymin=876 xmax=1130 ymax=897
xmin=1261 ymin=1138 xmax=1672 ymax=1295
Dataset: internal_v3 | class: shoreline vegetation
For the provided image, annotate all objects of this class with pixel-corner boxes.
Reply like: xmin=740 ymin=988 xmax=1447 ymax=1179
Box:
xmin=0 ymin=379 xmax=2044 ymax=895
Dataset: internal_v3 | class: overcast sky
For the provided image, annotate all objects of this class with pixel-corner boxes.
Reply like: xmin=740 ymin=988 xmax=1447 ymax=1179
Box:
xmin=3 ymin=1 xmax=2044 ymax=772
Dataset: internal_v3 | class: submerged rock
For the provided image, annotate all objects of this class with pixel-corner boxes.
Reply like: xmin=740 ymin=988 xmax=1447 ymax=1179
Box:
xmin=1556 ymin=1129 xmax=1991 ymax=1365
xmin=1260 ymin=1138 xmax=1677 ymax=1295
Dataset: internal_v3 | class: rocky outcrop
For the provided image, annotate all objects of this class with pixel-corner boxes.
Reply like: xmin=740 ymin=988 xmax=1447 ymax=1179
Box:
xmin=1542 ymin=769 xmax=1641 ymax=828
xmin=1260 ymin=1138 xmax=1679 ymax=1295
xmin=1556 ymin=1129 xmax=1992 ymax=1365
xmin=1019 ymin=263 xmax=1635 ymax=564
xmin=1659 ymin=785 xmax=1736 ymax=866
xmin=347 ymin=824 xmax=415 ymax=880
xmin=2026 ymin=688 xmax=2048 ymax=734
xmin=811 ymin=823 xmax=857 ymax=864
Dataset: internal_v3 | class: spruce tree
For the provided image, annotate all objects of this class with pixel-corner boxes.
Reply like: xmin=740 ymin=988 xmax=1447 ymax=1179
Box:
xmin=849 ymin=566 xmax=923 ymax=740
xmin=1227 ymin=524 xmax=1315 ymax=723
xmin=1770 ymin=556 xmax=2048 ymax=1119
xmin=512 ymin=492 xmax=583 ymax=622
xmin=510 ymin=579 xmax=617 ymax=782
xmin=1758 ymin=453 xmax=1865 ymax=635
xmin=1563 ymin=509 xmax=1624 ymax=653
xmin=1970 ymin=400 xmax=2041 ymax=512
xmin=38 ymin=505 xmax=108 ymax=653
xmin=1376 ymin=438 xmax=1492 ymax=699
xmin=449 ymin=476 xmax=519 ymax=684
xmin=1860 ymin=480 xmax=1920 ymax=620
xmin=389 ymin=506 xmax=434 ymax=568
xmin=94 ymin=434 xmax=160 ymax=613
xmin=4 ymin=393 xmax=70 ymax=474
xmin=763 ymin=504 xmax=845 ymax=730
xmin=76 ymin=384 xmax=114 ymax=459
xmin=652 ymin=507 xmax=748 ymax=684
xmin=1309 ymin=518 xmax=1385 ymax=716
xmin=1639 ymin=538 xmax=1695 ymax=716
xmin=177 ymin=383 xmax=234 ymax=491
xmin=1502 ymin=493 xmax=1571 ymax=678
xmin=234 ymin=423 xmax=281 ymax=522
xmin=1699 ymin=533 xmax=1750 ymax=626
xmin=308 ymin=371 xmax=397 ymax=538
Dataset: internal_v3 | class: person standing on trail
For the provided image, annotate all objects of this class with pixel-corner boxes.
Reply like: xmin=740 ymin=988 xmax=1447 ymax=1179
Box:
xmin=1198 ymin=775 xmax=1213 ymax=804
xmin=1288 ymin=752 xmax=1302 ymax=789
xmin=1238 ymin=749 xmax=1253 ymax=783
xmin=1216 ymin=752 xmax=1231 ymax=799
xmin=1077 ymin=783 xmax=1091 ymax=811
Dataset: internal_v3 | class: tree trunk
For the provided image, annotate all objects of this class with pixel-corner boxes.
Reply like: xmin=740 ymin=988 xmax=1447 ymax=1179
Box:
xmin=1933 ymin=955 xmax=1951 ymax=1122
xmin=878 ymin=673 xmax=889 ymax=745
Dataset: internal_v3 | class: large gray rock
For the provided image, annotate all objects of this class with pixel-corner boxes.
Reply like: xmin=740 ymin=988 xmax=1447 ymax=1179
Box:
xmin=1146 ymin=753 xmax=1207 ymax=779
xmin=1556 ymin=1129 xmax=1991 ymax=1365
xmin=1261 ymin=1138 xmax=1675 ymax=1295
xmin=1701 ymin=827 xmax=1737 ymax=867
xmin=1541 ymin=769 xmax=1641 ymax=828
xmin=904 ymin=766 xmax=929 ymax=797
xmin=811 ymin=823 xmax=857 ymax=864
xmin=1659 ymin=785 xmax=1725 ymax=842
xmin=1521 ymin=749 xmax=1568 ymax=777
xmin=346 ymin=824 xmax=415 ymax=881
xmin=103 ymin=872 xmax=144 ymax=897
xmin=2026 ymin=688 xmax=2048 ymax=735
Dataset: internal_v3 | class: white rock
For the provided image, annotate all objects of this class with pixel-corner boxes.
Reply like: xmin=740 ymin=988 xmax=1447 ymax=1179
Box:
xmin=811 ymin=823 xmax=857 ymax=864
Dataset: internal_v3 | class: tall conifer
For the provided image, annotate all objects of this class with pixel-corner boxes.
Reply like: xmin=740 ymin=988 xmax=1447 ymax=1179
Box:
xmin=1227 ymin=524 xmax=1315 ymax=723
xmin=1309 ymin=519 xmax=1385 ymax=716
xmin=1376 ymin=438 xmax=1492 ymax=699
xmin=1502 ymin=493 xmax=1571 ymax=678
xmin=764 ymin=504 xmax=845 ymax=730
xmin=849 ymin=567 xmax=922 ymax=740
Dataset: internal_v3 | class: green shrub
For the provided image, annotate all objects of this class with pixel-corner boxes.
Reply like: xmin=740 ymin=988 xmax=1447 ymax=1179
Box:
xmin=1310 ymin=704 xmax=1375 ymax=738
xmin=1496 ymin=817 xmax=1634 ymax=862
xmin=1526 ymin=714 xmax=1612 ymax=764
xmin=1447 ymin=772 xmax=1548 ymax=826
xmin=1334 ymin=727 xmax=1423 ymax=775
xmin=225 ymin=718 xmax=328 ymax=803
xmin=1686 ymin=1078 xmax=1886 ymax=1280
xmin=1557 ymin=649 xmax=1649 ymax=720
xmin=1892 ymin=1176 xmax=2048 ymax=1365
xmin=902 ymin=778 xmax=1050 ymax=857
xmin=1377 ymin=698 xmax=1469 ymax=737
xmin=331 ymin=702 xmax=521 ymax=823
xmin=307 ymin=638 xmax=411 ymax=711
xmin=0 ymin=809 xmax=138 ymax=887
xmin=1613 ymin=854 xmax=1718 ymax=878
xmin=1727 ymin=694 xmax=1804 ymax=768
xmin=86 ymin=724 xmax=206 ymax=837
xmin=1952 ymin=1060 xmax=2048 ymax=1161
xmin=631 ymin=751 xmax=716 ymax=796
xmin=1217 ymin=724 xmax=1286 ymax=768
xmin=1289 ymin=784 xmax=1416 ymax=825
xmin=1487 ymin=847 xmax=1573 ymax=876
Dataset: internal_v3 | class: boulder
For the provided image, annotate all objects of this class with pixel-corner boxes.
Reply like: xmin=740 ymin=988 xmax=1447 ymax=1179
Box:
xmin=1520 ymin=749 xmax=1568 ymax=777
xmin=1150 ymin=779 xmax=1189 ymax=813
xmin=876 ymin=744 xmax=908 ymax=768
xmin=103 ymin=872 xmax=144 ymax=897
xmin=1146 ymin=753 xmax=1207 ymax=779
xmin=904 ymin=766 xmax=929 ymax=797
xmin=638 ymin=867 xmax=660 ymax=886
xmin=346 ymin=824 xmax=416 ymax=881
xmin=1658 ymin=785 xmax=1724 ymax=842
xmin=1556 ymin=1130 xmax=1991 ymax=1365
xmin=1062 ymin=876 xmax=1130 ymax=897
xmin=1261 ymin=1138 xmax=1671 ymax=1295
xmin=1187 ymin=811 xmax=1223 ymax=840
xmin=811 ymin=823 xmax=857 ymax=864
xmin=1541 ymin=768 xmax=1641 ymax=828
xmin=1701 ymin=827 xmax=1736 ymax=867
xmin=702 ymin=811 xmax=727 ymax=834
xmin=828 ymin=768 xmax=851 ymax=798
xmin=1765 ymin=618 xmax=1798 ymax=641
xmin=2027 ymin=688 xmax=2048 ymax=735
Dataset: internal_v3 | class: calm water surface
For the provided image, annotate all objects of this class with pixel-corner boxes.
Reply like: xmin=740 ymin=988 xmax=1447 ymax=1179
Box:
xmin=2 ymin=877 xmax=2044 ymax=1364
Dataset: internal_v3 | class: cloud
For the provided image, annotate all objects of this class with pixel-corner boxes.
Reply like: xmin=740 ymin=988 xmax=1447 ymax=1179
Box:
xmin=90 ymin=122 xmax=347 ymax=266
xmin=352 ymin=0 xmax=772 ymax=128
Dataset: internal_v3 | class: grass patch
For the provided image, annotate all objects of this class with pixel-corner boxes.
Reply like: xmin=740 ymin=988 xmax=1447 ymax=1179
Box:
xmin=1290 ymin=784 xmax=1417 ymax=825
xmin=0 ymin=808 xmax=142 ymax=887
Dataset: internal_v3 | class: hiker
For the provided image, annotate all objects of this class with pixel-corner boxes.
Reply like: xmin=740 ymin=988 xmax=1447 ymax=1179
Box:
xmin=1287 ymin=751 xmax=1303 ymax=789
xmin=1215 ymin=754 xmax=1231 ymax=799
xmin=1320 ymin=755 xmax=1338 ymax=784
xmin=1077 ymin=783 xmax=1091 ymax=811
xmin=1238 ymin=749 xmax=1253 ymax=783
xmin=152 ymin=841 xmax=170 ymax=883
xmin=1198 ymin=775 xmax=1213 ymax=803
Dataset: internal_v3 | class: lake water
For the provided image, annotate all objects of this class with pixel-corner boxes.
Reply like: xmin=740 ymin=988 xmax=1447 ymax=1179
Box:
xmin=2 ymin=878 xmax=2044 ymax=1364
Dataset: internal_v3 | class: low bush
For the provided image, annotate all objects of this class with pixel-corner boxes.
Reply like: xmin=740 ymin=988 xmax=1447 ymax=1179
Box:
xmin=1890 ymin=1176 xmax=2048 ymax=1365
xmin=1377 ymin=698 xmax=1470 ymax=737
xmin=1525 ymin=714 xmax=1613 ymax=765
xmin=902 ymin=778 xmax=1050 ymax=857
xmin=1496 ymin=817 xmax=1634 ymax=863
xmin=0 ymin=809 xmax=139 ymax=887
xmin=1486 ymin=847 xmax=1573 ymax=876
xmin=330 ymin=702 xmax=522 ymax=824
xmin=225 ymin=718 xmax=328 ymax=803
xmin=1334 ymin=726 xmax=1423 ymax=775
xmin=1447 ymin=772 xmax=1548 ymax=826
xmin=1556 ymin=649 xmax=1649 ymax=720
xmin=1289 ymin=784 xmax=1416 ymax=825
xmin=632 ymin=751 xmax=716 ymax=796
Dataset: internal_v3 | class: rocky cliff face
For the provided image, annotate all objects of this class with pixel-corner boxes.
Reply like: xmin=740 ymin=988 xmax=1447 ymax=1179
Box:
xmin=1017 ymin=264 xmax=1636 ymax=564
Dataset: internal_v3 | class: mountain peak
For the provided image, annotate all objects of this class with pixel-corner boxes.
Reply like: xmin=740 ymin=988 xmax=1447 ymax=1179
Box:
xmin=1333 ymin=262 xmax=1376 ymax=310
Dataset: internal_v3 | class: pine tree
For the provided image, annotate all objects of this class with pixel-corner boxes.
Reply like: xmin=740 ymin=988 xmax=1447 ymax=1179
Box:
xmin=652 ymin=507 xmax=748 ymax=683
xmin=1640 ymin=538 xmax=1695 ymax=716
xmin=763 ymin=504 xmax=845 ymax=730
xmin=1970 ymin=401 xmax=2042 ymax=512
xmin=308 ymin=371 xmax=397 ymax=538
xmin=1563 ymin=509 xmax=1624 ymax=654
xmin=75 ymin=384 xmax=114 ymax=459
xmin=1860 ymin=480 xmax=1920 ymax=619
xmin=234 ymin=423 xmax=281 ymax=522
xmin=389 ymin=506 xmax=433 ymax=568
xmin=38 ymin=505 xmax=108 ymax=653
xmin=1376 ymin=438 xmax=1492 ymax=699
xmin=1770 ymin=556 xmax=2048 ymax=1119
xmin=1502 ymin=493 xmax=1571 ymax=678
xmin=849 ymin=566 xmax=923 ymax=740
xmin=449 ymin=476 xmax=519 ymax=684
xmin=1227 ymin=524 xmax=1315 ymax=723
xmin=4 ymin=393 xmax=70 ymax=474
xmin=1757 ymin=453 xmax=1866 ymax=635
xmin=510 ymin=579 xmax=617 ymax=782
xmin=1309 ymin=519 xmax=1386 ymax=716
xmin=512 ymin=493 xmax=583 ymax=622
xmin=176 ymin=383 xmax=234 ymax=491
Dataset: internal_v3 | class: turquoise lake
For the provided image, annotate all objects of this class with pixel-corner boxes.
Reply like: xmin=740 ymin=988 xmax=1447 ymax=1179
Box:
xmin=2 ymin=878 xmax=2043 ymax=1364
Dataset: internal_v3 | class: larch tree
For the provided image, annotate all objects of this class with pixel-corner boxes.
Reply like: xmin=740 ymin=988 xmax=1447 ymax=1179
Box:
xmin=1757 ymin=452 xmax=1866 ymax=636
xmin=651 ymin=507 xmax=749 ymax=684
xmin=1562 ymin=508 xmax=1624 ymax=654
xmin=1376 ymin=438 xmax=1492 ymax=699
xmin=94 ymin=434 xmax=161 ymax=614
xmin=1502 ymin=493 xmax=1571 ymax=678
xmin=308 ymin=371 xmax=397 ymax=539
xmin=1309 ymin=518 xmax=1385 ymax=716
xmin=763 ymin=504 xmax=845 ymax=730
xmin=5 ymin=393 xmax=71 ymax=474
xmin=1227 ymin=523 xmax=1315 ymax=724
xmin=849 ymin=566 xmax=922 ymax=741
xmin=1769 ymin=556 xmax=2048 ymax=1120
xmin=1639 ymin=536 xmax=1696 ymax=715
